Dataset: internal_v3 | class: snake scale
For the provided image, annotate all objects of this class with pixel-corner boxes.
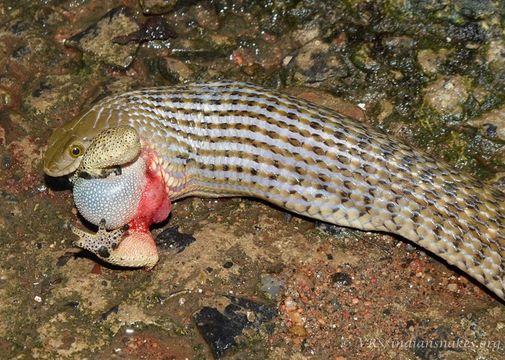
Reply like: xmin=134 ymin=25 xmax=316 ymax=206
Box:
xmin=43 ymin=82 xmax=505 ymax=300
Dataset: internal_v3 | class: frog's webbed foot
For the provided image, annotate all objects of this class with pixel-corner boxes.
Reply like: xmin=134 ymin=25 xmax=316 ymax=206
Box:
xmin=71 ymin=219 xmax=159 ymax=270
xmin=71 ymin=219 xmax=129 ymax=259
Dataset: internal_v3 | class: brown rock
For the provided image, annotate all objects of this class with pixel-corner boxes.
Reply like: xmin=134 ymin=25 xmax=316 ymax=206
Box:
xmin=65 ymin=7 xmax=139 ymax=68
xmin=140 ymin=0 xmax=178 ymax=15
xmin=424 ymin=76 xmax=469 ymax=116
xmin=468 ymin=105 xmax=505 ymax=141
xmin=417 ymin=48 xmax=451 ymax=75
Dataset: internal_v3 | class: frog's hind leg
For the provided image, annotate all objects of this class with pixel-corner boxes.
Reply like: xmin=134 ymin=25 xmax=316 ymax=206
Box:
xmin=72 ymin=219 xmax=159 ymax=270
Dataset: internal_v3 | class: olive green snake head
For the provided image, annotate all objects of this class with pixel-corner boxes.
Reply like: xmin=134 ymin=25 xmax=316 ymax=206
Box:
xmin=44 ymin=112 xmax=99 ymax=177
xmin=44 ymin=108 xmax=141 ymax=178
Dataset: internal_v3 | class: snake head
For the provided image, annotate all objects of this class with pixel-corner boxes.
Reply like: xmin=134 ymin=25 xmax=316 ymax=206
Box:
xmin=44 ymin=128 xmax=91 ymax=177
xmin=44 ymin=111 xmax=104 ymax=177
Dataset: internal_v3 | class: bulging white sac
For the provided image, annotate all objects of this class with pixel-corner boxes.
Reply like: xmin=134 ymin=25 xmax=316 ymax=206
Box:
xmin=73 ymin=157 xmax=147 ymax=230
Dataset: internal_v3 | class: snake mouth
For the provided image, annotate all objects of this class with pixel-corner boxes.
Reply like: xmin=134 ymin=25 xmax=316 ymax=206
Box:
xmin=44 ymin=161 xmax=81 ymax=178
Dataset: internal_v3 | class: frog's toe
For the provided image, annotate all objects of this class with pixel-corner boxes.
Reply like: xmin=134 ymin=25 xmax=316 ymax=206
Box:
xmin=71 ymin=219 xmax=128 ymax=256
xmin=71 ymin=220 xmax=157 ymax=269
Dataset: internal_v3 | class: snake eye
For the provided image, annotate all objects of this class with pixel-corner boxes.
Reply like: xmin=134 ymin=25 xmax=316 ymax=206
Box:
xmin=70 ymin=145 xmax=83 ymax=158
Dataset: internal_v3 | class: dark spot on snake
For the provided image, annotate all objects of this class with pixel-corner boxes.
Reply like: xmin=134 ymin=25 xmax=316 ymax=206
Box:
xmin=433 ymin=225 xmax=443 ymax=236
xmin=286 ymin=112 xmax=297 ymax=121
xmin=317 ymin=175 xmax=327 ymax=183
xmin=337 ymin=155 xmax=349 ymax=164
xmin=357 ymin=140 xmax=370 ymax=149
xmin=340 ymin=191 xmax=351 ymax=204
xmin=288 ymin=124 xmax=298 ymax=133
xmin=312 ymin=146 xmax=324 ymax=156
xmin=363 ymin=164 xmax=376 ymax=174
xmin=288 ymin=138 xmax=301 ymax=147
xmin=268 ymin=131 xmax=280 ymax=139
xmin=334 ymin=130 xmax=345 ymax=140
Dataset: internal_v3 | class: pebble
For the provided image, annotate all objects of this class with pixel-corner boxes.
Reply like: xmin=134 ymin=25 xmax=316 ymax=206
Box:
xmin=259 ymin=274 xmax=283 ymax=299
xmin=424 ymin=76 xmax=469 ymax=116
xmin=331 ymin=272 xmax=353 ymax=286
xmin=467 ymin=105 xmax=505 ymax=141
xmin=447 ymin=283 xmax=458 ymax=292
xmin=417 ymin=48 xmax=451 ymax=75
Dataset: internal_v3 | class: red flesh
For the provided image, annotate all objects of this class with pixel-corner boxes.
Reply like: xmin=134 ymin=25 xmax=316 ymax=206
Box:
xmin=128 ymin=150 xmax=172 ymax=234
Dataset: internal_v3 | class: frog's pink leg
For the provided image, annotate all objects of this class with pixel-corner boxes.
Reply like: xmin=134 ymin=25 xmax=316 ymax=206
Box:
xmin=72 ymin=220 xmax=159 ymax=270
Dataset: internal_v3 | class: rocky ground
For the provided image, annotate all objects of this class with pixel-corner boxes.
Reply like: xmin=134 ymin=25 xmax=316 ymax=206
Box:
xmin=0 ymin=0 xmax=504 ymax=359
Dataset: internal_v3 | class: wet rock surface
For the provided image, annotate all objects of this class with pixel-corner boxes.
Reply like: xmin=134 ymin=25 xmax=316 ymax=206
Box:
xmin=155 ymin=225 xmax=196 ymax=253
xmin=140 ymin=0 xmax=178 ymax=15
xmin=0 ymin=0 xmax=504 ymax=359
xmin=112 ymin=17 xmax=176 ymax=45
xmin=65 ymin=7 xmax=140 ymax=68
xmin=193 ymin=296 xmax=277 ymax=358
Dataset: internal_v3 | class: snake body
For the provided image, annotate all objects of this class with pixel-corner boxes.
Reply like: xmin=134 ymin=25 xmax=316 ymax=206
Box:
xmin=44 ymin=82 xmax=505 ymax=300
